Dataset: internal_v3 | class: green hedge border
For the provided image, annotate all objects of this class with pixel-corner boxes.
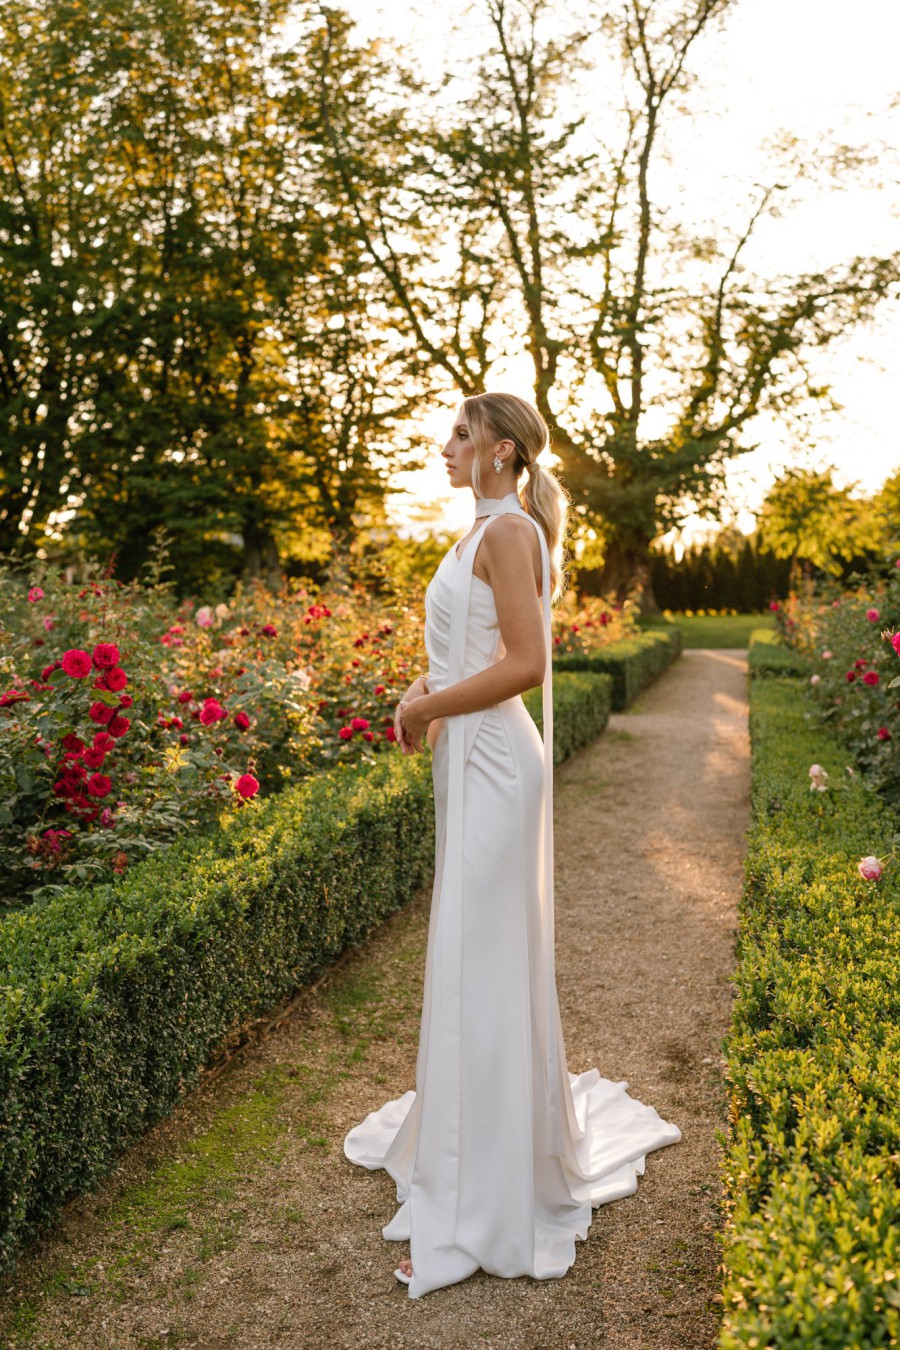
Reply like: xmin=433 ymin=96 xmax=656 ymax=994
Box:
xmin=0 ymin=669 xmax=611 ymax=1274
xmin=718 ymin=674 xmax=900 ymax=1348
xmin=552 ymin=627 xmax=683 ymax=710
xmin=747 ymin=626 xmax=813 ymax=679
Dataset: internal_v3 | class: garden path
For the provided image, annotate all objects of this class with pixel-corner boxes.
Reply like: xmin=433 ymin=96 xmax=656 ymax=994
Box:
xmin=0 ymin=649 xmax=749 ymax=1350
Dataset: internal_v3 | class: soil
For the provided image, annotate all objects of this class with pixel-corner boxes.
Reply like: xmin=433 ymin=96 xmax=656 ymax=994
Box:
xmin=0 ymin=648 xmax=749 ymax=1350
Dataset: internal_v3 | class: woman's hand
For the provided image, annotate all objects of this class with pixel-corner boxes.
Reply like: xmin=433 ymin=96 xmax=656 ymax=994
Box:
xmin=394 ymin=676 xmax=429 ymax=755
xmin=398 ymin=694 xmax=432 ymax=754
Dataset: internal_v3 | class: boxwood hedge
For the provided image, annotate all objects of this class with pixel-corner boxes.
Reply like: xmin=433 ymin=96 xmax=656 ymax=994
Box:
xmin=0 ymin=669 xmax=611 ymax=1273
xmin=553 ymin=627 xmax=683 ymax=710
xmin=718 ymin=674 xmax=900 ymax=1348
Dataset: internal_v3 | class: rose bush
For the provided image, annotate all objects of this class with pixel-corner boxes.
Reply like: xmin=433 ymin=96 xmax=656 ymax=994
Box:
xmin=2 ymin=545 xmax=637 ymax=909
xmin=775 ymin=565 xmax=900 ymax=805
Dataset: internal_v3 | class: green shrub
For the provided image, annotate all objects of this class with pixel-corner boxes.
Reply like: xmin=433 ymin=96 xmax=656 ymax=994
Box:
xmin=747 ymin=627 xmax=813 ymax=679
xmin=0 ymin=669 xmax=610 ymax=1273
xmin=525 ymin=670 xmax=613 ymax=763
xmin=553 ymin=628 xmax=683 ymax=710
xmin=719 ymin=675 xmax=900 ymax=1348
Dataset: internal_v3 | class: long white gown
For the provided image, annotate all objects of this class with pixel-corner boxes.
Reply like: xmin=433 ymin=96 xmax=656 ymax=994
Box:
xmin=344 ymin=491 xmax=682 ymax=1299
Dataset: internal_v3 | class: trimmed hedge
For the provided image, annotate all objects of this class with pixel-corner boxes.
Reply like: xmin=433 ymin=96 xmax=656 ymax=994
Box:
xmin=525 ymin=669 xmax=612 ymax=763
xmin=718 ymin=675 xmax=900 ymax=1348
xmin=0 ymin=669 xmax=610 ymax=1273
xmin=552 ymin=627 xmax=683 ymax=710
xmin=747 ymin=626 xmax=813 ymax=679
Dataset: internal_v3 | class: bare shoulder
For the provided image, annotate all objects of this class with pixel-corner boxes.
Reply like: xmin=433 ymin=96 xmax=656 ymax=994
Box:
xmin=480 ymin=513 xmax=542 ymax=581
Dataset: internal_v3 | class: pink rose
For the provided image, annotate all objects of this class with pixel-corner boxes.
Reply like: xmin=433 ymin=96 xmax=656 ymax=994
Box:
xmin=810 ymin=673 xmax=820 ymax=686
xmin=195 ymin=606 xmax=214 ymax=628
xmin=27 ymin=586 xmax=44 ymax=602
xmin=866 ymin=608 xmax=880 ymax=622
xmin=857 ymin=856 xmax=883 ymax=882
xmin=891 ymin=633 xmax=900 ymax=656
xmin=822 ymin=650 xmax=832 ymax=660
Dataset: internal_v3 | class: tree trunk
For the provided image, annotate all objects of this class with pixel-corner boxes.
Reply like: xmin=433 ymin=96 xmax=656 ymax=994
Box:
xmin=589 ymin=535 xmax=660 ymax=612
xmin=242 ymin=521 xmax=283 ymax=592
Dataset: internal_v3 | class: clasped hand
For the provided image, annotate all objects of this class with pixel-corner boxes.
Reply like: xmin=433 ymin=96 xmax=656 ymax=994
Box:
xmin=394 ymin=678 xmax=431 ymax=755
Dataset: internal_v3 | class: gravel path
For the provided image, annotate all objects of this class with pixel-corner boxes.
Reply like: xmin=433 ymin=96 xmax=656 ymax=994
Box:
xmin=0 ymin=649 xmax=749 ymax=1350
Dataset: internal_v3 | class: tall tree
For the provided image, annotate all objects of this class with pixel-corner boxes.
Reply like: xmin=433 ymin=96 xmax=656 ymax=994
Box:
xmin=0 ymin=0 xmax=433 ymax=592
xmin=318 ymin=0 xmax=900 ymax=604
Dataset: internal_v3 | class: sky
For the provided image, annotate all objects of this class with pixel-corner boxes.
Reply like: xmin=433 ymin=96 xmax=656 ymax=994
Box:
xmin=339 ymin=0 xmax=900 ymax=543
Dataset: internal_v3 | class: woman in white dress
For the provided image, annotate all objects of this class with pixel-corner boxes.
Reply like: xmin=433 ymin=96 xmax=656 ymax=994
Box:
xmin=343 ymin=392 xmax=682 ymax=1299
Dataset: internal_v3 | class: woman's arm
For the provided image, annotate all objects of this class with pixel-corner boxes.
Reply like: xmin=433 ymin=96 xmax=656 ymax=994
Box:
xmin=400 ymin=518 xmax=545 ymax=749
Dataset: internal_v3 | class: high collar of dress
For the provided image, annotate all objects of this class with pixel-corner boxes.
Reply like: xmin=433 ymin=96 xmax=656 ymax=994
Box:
xmin=472 ymin=492 xmax=525 ymax=518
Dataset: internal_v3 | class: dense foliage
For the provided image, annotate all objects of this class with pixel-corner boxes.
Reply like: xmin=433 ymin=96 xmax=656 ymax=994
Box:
xmin=719 ymin=667 xmax=900 ymax=1348
xmin=773 ymin=562 xmax=900 ymax=804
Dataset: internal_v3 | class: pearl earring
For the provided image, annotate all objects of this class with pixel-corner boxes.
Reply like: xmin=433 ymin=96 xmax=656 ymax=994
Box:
xmin=493 ymin=455 xmax=502 ymax=473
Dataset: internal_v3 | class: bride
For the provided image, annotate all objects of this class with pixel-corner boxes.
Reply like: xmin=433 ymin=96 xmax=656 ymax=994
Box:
xmin=343 ymin=391 xmax=682 ymax=1298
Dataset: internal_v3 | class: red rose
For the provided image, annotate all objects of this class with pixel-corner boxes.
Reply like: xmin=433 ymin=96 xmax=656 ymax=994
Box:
xmin=87 ymin=773 xmax=113 ymax=797
xmin=362 ymin=730 xmax=374 ymax=741
xmin=877 ymin=726 xmax=891 ymax=741
xmin=180 ymin=733 xmax=190 ymax=745
xmin=234 ymin=773 xmax=259 ymax=799
xmin=350 ymin=717 xmax=370 ymax=731
xmin=105 ymin=667 xmax=127 ymax=692
xmin=177 ymin=690 xmax=193 ymax=704
xmin=118 ymin=694 xmax=134 ymax=709
xmin=199 ymin=700 xmax=225 ymax=725
xmin=82 ymin=747 xmax=106 ymax=769
xmin=92 ymin=642 xmax=120 ymax=670
xmin=107 ymin=714 xmax=130 ymax=737
xmin=385 ymin=727 xmax=397 ymax=742
xmin=863 ymin=671 xmax=879 ymax=686
xmin=61 ymin=649 xmax=93 ymax=678
xmin=89 ymin=701 xmax=115 ymax=724
xmin=93 ymin=732 xmax=116 ymax=751
xmin=845 ymin=672 xmax=856 ymax=683
xmin=374 ymin=685 xmax=385 ymax=695
xmin=233 ymin=711 xmax=251 ymax=729
xmin=339 ymin=726 xmax=353 ymax=740
xmin=61 ymin=733 xmax=85 ymax=753
xmin=259 ymin=624 xmax=277 ymax=637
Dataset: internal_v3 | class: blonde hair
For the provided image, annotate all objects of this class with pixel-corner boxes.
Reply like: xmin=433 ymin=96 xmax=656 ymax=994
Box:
xmin=462 ymin=392 xmax=570 ymax=603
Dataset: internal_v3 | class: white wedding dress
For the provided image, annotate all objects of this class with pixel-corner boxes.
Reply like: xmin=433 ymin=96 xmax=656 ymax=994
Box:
xmin=344 ymin=492 xmax=682 ymax=1298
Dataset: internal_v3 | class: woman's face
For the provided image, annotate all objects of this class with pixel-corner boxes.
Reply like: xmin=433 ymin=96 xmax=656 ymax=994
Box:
xmin=441 ymin=407 xmax=476 ymax=490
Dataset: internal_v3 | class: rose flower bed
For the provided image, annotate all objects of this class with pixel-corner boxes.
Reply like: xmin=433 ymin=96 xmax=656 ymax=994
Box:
xmin=1 ymin=558 xmax=641 ymax=910
xmin=770 ymin=562 xmax=900 ymax=805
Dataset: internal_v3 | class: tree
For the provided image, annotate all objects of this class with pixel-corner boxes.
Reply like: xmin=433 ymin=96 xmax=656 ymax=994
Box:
xmin=317 ymin=0 xmax=900 ymax=604
xmin=0 ymin=0 xmax=433 ymax=592
xmin=756 ymin=467 xmax=875 ymax=582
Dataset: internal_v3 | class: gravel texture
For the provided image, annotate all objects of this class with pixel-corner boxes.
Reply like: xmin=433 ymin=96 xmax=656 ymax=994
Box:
xmin=0 ymin=648 xmax=749 ymax=1350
